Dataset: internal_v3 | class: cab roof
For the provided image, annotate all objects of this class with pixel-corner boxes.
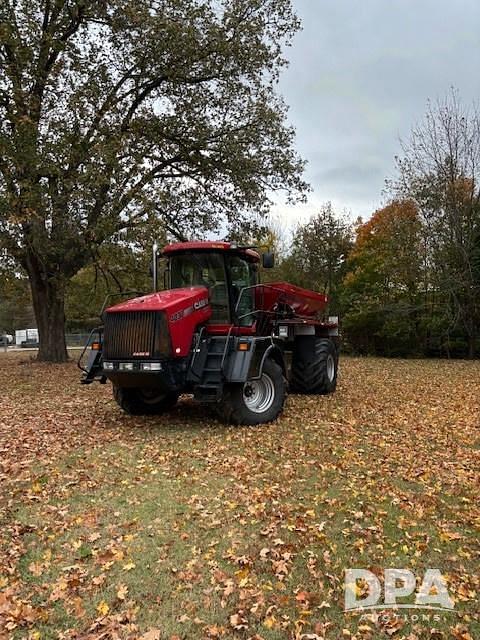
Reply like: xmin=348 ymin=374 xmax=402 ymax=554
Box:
xmin=162 ymin=241 xmax=260 ymax=262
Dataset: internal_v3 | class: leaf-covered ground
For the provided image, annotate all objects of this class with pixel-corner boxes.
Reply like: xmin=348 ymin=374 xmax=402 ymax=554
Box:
xmin=0 ymin=353 xmax=478 ymax=640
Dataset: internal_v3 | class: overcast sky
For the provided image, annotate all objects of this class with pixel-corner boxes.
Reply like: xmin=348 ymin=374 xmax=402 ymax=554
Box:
xmin=273 ymin=0 xmax=480 ymax=227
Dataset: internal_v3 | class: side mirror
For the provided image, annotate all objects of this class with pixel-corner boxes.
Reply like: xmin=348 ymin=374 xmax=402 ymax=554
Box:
xmin=262 ymin=252 xmax=275 ymax=269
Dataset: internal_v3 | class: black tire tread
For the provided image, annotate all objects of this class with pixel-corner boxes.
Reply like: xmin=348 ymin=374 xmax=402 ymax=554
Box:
xmin=291 ymin=337 xmax=338 ymax=395
xmin=218 ymin=359 xmax=286 ymax=426
xmin=113 ymin=386 xmax=178 ymax=415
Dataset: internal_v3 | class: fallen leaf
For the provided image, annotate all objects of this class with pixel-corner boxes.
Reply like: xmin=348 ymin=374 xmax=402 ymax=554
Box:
xmin=96 ymin=600 xmax=109 ymax=616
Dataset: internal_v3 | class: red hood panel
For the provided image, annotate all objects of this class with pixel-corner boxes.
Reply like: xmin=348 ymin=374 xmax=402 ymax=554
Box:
xmin=106 ymin=287 xmax=209 ymax=313
xmin=105 ymin=287 xmax=211 ymax=358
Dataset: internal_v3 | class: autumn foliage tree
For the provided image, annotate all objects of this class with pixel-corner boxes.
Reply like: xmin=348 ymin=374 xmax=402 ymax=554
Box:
xmin=393 ymin=91 xmax=480 ymax=357
xmin=342 ymin=200 xmax=424 ymax=355
xmin=0 ymin=0 xmax=306 ymax=361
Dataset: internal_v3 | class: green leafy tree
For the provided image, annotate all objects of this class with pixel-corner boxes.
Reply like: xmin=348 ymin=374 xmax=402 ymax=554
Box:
xmin=287 ymin=203 xmax=353 ymax=307
xmin=0 ymin=0 xmax=306 ymax=361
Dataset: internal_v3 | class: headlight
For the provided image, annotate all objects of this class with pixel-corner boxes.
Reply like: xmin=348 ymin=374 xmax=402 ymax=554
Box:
xmin=119 ymin=362 xmax=134 ymax=371
xmin=141 ymin=362 xmax=162 ymax=371
xmin=103 ymin=361 xmax=114 ymax=370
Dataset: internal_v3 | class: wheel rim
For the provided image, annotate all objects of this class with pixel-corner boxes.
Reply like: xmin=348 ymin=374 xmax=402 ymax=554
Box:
xmin=139 ymin=389 xmax=167 ymax=405
xmin=243 ymin=373 xmax=275 ymax=414
xmin=326 ymin=354 xmax=335 ymax=382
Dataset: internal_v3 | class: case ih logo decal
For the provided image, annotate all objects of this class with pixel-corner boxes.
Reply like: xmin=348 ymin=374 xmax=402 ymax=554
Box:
xmin=133 ymin=351 xmax=150 ymax=356
xmin=170 ymin=298 xmax=209 ymax=322
xmin=194 ymin=298 xmax=209 ymax=310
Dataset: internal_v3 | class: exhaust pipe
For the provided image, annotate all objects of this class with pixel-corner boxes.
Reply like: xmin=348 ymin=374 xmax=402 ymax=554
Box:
xmin=152 ymin=242 xmax=158 ymax=291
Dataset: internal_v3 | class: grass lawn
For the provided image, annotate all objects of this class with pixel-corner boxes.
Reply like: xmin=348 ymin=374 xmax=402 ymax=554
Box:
xmin=0 ymin=353 xmax=478 ymax=640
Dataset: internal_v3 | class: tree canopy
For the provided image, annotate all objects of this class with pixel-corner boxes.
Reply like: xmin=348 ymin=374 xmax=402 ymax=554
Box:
xmin=0 ymin=0 xmax=306 ymax=360
xmin=286 ymin=203 xmax=352 ymax=306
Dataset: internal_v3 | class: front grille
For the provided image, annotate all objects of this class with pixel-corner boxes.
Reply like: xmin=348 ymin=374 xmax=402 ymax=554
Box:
xmin=103 ymin=311 xmax=160 ymax=359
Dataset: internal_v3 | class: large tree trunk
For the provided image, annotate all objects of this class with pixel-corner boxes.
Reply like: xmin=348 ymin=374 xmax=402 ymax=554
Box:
xmin=26 ymin=259 xmax=68 ymax=363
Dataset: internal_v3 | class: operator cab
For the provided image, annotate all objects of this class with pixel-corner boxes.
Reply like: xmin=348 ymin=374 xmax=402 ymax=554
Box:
xmin=163 ymin=242 xmax=261 ymax=325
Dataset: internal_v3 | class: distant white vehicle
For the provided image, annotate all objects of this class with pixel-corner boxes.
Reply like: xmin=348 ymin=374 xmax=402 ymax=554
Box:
xmin=1 ymin=334 xmax=14 ymax=345
xmin=15 ymin=328 xmax=39 ymax=347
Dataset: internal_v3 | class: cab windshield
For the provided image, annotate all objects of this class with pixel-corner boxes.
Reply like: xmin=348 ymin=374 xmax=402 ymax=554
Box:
xmin=169 ymin=252 xmax=257 ymax=325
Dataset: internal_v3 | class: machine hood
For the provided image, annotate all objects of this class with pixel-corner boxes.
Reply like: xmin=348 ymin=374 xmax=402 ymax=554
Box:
xmin=105 ymin=286 xmax=212 ymax=358
xmin=106 ymin=286 xmax=210 ymax=314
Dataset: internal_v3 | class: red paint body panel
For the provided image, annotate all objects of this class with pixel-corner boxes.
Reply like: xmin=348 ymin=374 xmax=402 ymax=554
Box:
xmin=162 ymin=241 xmax=260 ymax=262
xmin=255 ymin=282 xmax=328 ymax=318
xmin=106 ymin=288 xmax=207 ymax=313
xmin=106 ymin=287 xmax=211 ymax=357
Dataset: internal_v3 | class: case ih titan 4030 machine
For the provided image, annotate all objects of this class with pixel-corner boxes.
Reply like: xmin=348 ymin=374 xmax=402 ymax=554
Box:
xmin=81 ymin=241 xmax=339 ymax=425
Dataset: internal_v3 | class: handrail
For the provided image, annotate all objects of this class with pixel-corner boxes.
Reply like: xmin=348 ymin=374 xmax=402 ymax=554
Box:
xmin=233 ymin=283 xmax=291 ymax=317
xmin=220 ymin=325 xmax=234 ymax=373
xmin=189 ymin=325 xmax=205 ymax=377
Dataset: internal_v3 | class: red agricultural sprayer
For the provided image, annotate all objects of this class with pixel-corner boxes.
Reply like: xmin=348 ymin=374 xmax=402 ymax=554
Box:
xmin=80 ymin=241 xmax=339 ymax=424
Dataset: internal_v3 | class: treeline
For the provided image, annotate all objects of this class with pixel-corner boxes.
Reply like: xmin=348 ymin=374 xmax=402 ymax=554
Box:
xmin=2 ymin=190 xmax=479 ymax=358
xmin=1 ymin=92 xmax=479 ymax=359
xmin=270 ymin=197 xmax=477 ymax=358
xmin=272 ymin=93 xmax=480 ymax=358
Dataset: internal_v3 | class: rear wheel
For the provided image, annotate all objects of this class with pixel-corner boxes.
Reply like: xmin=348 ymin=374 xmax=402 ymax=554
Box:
xmin=291 ymin=337 xmax=338 ymax=394
xmin=113 ymin=386 xmax=179 ymax=415
xmin=218 ymin=358 xmax=286 ymax=425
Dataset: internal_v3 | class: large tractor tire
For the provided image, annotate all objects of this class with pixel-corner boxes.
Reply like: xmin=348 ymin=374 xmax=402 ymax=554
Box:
xmin=113 ymin=386 xmax=179 ymax=415
xmin=218 ymin=358 xmax=286 ymax=426
xmin=291 ymin=337 xmax=338 ymax=395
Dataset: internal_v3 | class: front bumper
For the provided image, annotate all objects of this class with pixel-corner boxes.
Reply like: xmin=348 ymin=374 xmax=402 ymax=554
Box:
xmin=101 ymin=358 xmax=188 ymax=391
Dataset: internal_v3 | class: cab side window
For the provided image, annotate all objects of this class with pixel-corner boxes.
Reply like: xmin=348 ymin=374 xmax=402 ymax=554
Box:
xmin=228 ymin=256 xmax=256 ymax=326
xmin=202 ymin=255 xmax=229 ymax=323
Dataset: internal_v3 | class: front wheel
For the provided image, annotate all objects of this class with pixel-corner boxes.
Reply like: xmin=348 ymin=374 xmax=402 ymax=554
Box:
xmin=113 ymin=386 xmax=179 ymax=415
xmin=218 ymin=358 xmax=286 ymax=425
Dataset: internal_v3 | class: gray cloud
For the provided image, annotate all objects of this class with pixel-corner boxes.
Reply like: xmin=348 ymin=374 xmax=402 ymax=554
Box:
xmin=276 ymin=0 xmax=480 ymax=221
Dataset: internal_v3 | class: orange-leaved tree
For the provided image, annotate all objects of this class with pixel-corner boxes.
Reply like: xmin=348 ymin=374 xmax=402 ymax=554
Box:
xmin=342 ymin=200 xmax=424 ymax=355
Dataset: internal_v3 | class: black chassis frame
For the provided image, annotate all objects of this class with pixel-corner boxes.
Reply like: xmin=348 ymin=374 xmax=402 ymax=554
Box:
xmin=80 ymin=328 xmax=289 ymax=398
